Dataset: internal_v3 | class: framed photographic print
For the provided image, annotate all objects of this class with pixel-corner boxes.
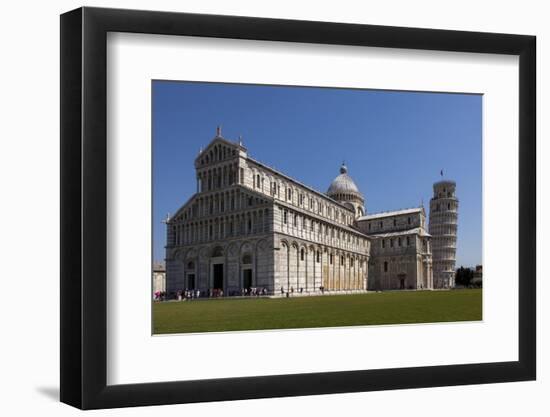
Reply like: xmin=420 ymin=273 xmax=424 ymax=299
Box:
xmin=60 ymin=6 xmax=536 ymax=409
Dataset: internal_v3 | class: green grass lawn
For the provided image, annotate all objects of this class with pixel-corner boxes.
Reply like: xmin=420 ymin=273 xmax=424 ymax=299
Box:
xmin=153 ymin=289 xmax=482 ymax=334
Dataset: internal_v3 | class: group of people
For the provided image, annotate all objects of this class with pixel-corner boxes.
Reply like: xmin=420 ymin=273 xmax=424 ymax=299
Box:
xmin=159 ymin=285 xmax=330 ymax=301
xmin=172 ymin=288 xmax=226 ymax=300
xmin=168 ymin=287 xmax=271 ymax=300
xmin=175 ymin=289 xmax=201 ymax=300
xmin=210 ymin=288 xmax=223 ymax=298
xmin=153 ymin=291 xmax=167 ymax=301
xmin=241 ymin=287 xmax=268 ymax=297
xmin=279 ymin=286 xmax=326 ymax=297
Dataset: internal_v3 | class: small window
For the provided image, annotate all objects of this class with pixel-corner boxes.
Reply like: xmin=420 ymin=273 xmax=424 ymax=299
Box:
xmin=283 ymin=210 xmax=288 ymax=224
xmin=390 ymin=239 xmax=394 ymax=248
xmin=293 ymin=214 xmax=297 ymax=227
xmin=382 ymin=239 xmax=385 ymax=248
xmin=384 ymin=261 xmax=388 ymax=272
xmin=379 ymin=221 xmax=383 ymax=229
xmin=368 ymin=223 xmax=371 ymax=231
xmin=406 ymin=236 xmax=410 ymax=246
xmin=408 ymin=217 xmax=411 ymax=225
xmin=300 ymin=248 xmax=305 ymax=261
xmin=398 ymin=237 xmax=401 ymax=247
xmin=393 ymin=219 xmax=397 ymax=227
xmin=242 ymin=254 xmax=252 ymax=264
xmin=330 ymin=254 xmax=333 ymax=264
xmin=316 ymin=251 xmax=320 ymax=263
xmin=341 ymin=256 xmax=344 ymax=266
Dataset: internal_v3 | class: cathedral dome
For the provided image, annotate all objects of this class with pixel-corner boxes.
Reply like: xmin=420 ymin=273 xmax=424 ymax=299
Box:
xmin=327 ymin=164 xmax=360 ymax=195
xmin=327 ymin=163 xmax=365 ymax=218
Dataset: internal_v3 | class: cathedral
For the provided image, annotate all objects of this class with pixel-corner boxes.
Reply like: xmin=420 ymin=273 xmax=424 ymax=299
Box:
xmin=165 ymin=128 xmax=458 ymax=296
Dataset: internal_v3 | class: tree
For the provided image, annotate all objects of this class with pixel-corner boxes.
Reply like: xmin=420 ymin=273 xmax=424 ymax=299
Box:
xmin=455 ymin=266 xmax=474 ymax=287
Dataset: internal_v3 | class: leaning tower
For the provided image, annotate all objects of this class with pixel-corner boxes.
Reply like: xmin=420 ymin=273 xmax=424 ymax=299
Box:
xmin=429 ymin=180 xmax=458 ymax=289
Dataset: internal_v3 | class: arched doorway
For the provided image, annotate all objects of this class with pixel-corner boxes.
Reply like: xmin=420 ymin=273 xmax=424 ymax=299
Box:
xmin=241 ymin=253 xmax=253 ymax=291
xmin=211 ymin=246 xmax=224 ymax=291
xmin=398 ymin=273 xmax=406 ymax=290
xmin=213 ymin=264 xmax=224 ymax=290
xmin=186 ymin=261 xmax=196 ymax=290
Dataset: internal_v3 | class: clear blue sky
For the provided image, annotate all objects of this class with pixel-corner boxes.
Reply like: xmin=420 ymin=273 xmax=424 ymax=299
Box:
xmin=153 ymin=81 xmax=482 ymax=268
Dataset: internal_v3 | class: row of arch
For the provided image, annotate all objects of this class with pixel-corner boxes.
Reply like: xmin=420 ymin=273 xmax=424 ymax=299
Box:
xmin=194 ymin=160 xmax=356 ymax=228
xmin=198 ymin=142 xmax=237 ymax=166
xmin=247 ymin=163 xmax=355 ymax=227
xmin=431 ymin=235 xmax=456 ymax=249
xmin=376 ymin=235 xmax=419 ymax=250
xmin=429 ymin=223 xmax=458 ymax=235
xmin=431 ymin=249 xmax=457 ymax=261
xmin=429 ymin=212 xmax=458 ymax=227
xmin=169 ymin=239 xmax=271 ymax=293
xmin=278 ymin=239 xmax=368 ymax=292
xmin=197 ymin=162 xmax=240 ymax=192
xmin=278 ymin=207 xmax=368 ymax=254
xmin=173 ymin=239 xmax=270 ymax=259
xmin=174 ymin=189 xmax=269 ymax=223
xmin=170 ymin=209 xmax=272 ymax=246
xmin=431 ymin=201 xmax=458 ymax=212
xmin=329 ymin=191 xmax=364 ymax=206
xmin=363 ymin=214 xmax=421 ymax=233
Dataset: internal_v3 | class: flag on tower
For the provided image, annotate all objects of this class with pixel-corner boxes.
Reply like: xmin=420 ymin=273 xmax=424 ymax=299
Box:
xmin=440 ymin=169 xmax=444 ymax=177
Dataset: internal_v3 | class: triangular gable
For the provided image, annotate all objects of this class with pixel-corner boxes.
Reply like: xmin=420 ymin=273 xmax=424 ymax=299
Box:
xmin=194 ymin=135 xmax=246 ymax=166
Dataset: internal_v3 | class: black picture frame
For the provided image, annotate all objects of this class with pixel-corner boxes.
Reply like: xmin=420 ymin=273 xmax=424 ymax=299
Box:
xmin=60 ymin=6 xmax=536 ymax=410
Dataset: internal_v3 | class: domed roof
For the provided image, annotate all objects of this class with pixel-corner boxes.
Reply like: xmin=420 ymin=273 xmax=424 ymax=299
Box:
xmin=327 ymin=163 xmax=361 ymax=196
